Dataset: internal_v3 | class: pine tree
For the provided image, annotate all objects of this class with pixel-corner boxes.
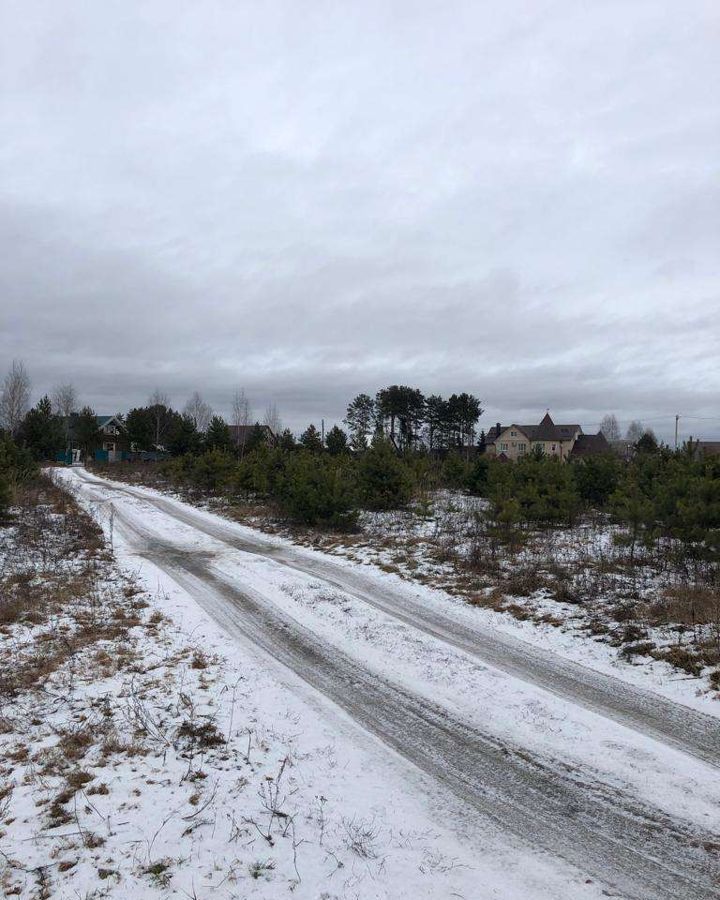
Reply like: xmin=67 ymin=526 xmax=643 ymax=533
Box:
xmin=299 ymin=424 xmax=324 ymax=453
xmin=74 ymin=407 xmax=102 ymax=459
xmin=636 ymin=431 xmax=659 ymax=454
xmin=168 ymin=414 xmax=201 ymax=455
xmin=18 ymin=396 xmax=65 ymax=460
xmin=358 ymin=436 xmax=413 ymax=509
xmin=205 ymin=415 xmax=232 ymax=452
xmin=424 ymin=395 xmax=446 ymax=450
xmin=125 ymin=407 xmax=155 ymax=451
xmin=375 ymin=385 xmax=425 ymax=451
xmin=325 ymin=425 xmax=348 ymax=456
xmin=276 ymin=454 xmax=357 ymax=528
xmin=245 ymin=423 xmax=270 ymax=452
xmin=278 ymin=428 xmax=297 ymax=450
xmin=344 ymin=394 xmax=375 ymax=451
xmin=0 ymin=433 xmax=37 ymax=515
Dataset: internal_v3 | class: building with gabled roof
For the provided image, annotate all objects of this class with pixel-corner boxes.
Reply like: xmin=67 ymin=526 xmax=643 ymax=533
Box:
xmin=691 ymin=441 xmax=720 ymax=459
xmin=227 ymin=423 xmax=276 ymax=450
xmin=486 ymin=412 xmax=608 ymax=461
xmin=570 ymin=432 xmax=611 ymax=458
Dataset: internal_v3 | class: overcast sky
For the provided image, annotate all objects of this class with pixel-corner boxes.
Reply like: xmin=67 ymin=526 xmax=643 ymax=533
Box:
xmin=1 ymin=1 xmax=718 ymax=441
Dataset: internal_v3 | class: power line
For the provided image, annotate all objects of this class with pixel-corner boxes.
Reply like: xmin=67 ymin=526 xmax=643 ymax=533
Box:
xmin=578 ymin=415 xmax=720 ymax=426
xmin=677 ymin=415 xmax=720 ymax=421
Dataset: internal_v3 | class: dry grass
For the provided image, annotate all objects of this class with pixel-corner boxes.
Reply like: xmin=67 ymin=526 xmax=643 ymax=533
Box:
xmin=87 ymin=464 xmax=720 ymax=688
xmin=0 ymin=474 xmax=151 ymax=701
xmin=176 ymin=719 xmax=225 ymax=750
xmin=0 ymin=474 xmax=161 ymax=847
xmin=647 ymin=585 xmax=720 ymax=627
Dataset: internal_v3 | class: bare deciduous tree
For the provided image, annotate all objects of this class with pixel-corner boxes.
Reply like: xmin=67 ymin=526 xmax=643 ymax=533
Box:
xmin=148 ymin=389 xmax=171 ymax=447
xmin=0 ymin=360 xmax=31 ymax=435
xmin=183 ymin=391 xmax=213 ymax=434
xmin=264 ymin=402 xmax=281 ymax=437
xmin=149 ymin=389 xmax=169 ymax=407
xmin=626 ymin=420 xmax=645 ymax=443
xmin=599 ymin=413 xmax=620 ymax=441
xmin=52 ymin=383 xmax=77 ymax=418
xmin=231 ymin=388 xmax=252 ymax=457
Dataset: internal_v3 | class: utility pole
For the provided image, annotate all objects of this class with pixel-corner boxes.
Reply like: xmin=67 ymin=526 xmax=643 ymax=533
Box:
xmin=675 ymin=414 xmax=680 ymax=450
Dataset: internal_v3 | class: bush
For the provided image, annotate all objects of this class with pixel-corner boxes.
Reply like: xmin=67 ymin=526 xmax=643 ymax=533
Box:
xmin=465 ymin=456 xmax=489 ymax=495
xmin=0 ymin=434 xmax=37 ymax=517
xmin=276 ymin=452 xmax=357 ymax=528
xmin=405 ymin=453 xmax=440 ymax=493
xmin=161 ymin=450 xmax=235 ymax=493
xmin=232 ymin=447 xmax=288 ymax=497
xmin=357 ymin=439 xmax=413 ymax=511
xmin=572 ymin=454 xmax=620 ymax=506
xmin=0 ymin=470 xmax=9 ymax=516
xmin=441 ymin=453 xmax=470 ymax=490
xmin=487 ymin=455 xmax=580 ymax=527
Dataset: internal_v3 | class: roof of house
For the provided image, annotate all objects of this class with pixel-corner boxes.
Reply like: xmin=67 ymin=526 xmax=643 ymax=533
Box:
xmin=534 ymin=412 xmax=559 ymax=441
xmin=227 ymin=424 xmax=275 ymax=441
xmin=695 ymin=441 xmax=720 ymax=456
xmin=570 ymin=433 xmax=611 ymax=457
xmin=65 ymin=413 xmax=121 ymax=429
xmin=487 ymin=414 xmax=582 ymax=444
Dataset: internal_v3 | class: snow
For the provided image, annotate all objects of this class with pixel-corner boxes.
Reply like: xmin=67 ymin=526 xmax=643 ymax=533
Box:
xmin=58 ymin=470 xmax=720 ymax=834
xmin=78 ymin=470 xmax=720 ymax=717
xmin=6 ymin=466 xmax=712 ymax=898
xmin=0 ymin=468 xmax=621 ymax=899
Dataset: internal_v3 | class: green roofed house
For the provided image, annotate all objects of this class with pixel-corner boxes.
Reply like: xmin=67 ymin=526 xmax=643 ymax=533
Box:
xmin=58 ymin=413 xmax=125 ymax=464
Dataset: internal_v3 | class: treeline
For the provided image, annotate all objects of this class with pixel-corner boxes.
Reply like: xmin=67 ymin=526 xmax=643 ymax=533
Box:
xmin=344 ymin=387 xmax=484 ymax=451
xmin=4 ymin=392 xmax=264 ymax=460
xmin=1 ymin=362 xmax=717 ymax=577
xmin=155 ymin=438 xmax=606 ymax=528
xmin=150 ymin=439 xmax=720 ymax=581
xmin=119 ymin=383 xmax=485 ymax=455
xmin=2 ymin=370 xmax=486 ymax=460
xmin=160 ymin=437 xmax=414 ymax=529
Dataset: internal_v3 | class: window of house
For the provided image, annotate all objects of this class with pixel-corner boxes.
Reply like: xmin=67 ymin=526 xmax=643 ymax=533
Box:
xmin=500 ymin=442 xmax=509 ymax=451
xmin=518 ymin=443 xmax=526 ymax=452
xmin=535 ymin=443 xmax=542 ymax=452
xmin=511 ymin=441 xmax=516 ymax=448
xmin=552 ymin=444 xmax=556 ymax=451
xmin=510 ymin=430 xmax=517 ymax=437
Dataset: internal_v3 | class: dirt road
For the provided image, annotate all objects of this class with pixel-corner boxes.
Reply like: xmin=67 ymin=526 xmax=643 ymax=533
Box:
xmin=67 ymin=468 xmax=720 ymax=899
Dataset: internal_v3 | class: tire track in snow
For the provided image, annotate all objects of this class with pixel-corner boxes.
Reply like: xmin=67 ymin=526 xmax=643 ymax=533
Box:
xmin=71 ymin=469 xmax=720 ymax=900
xmin=73 ymin=469 xmax=720 ymax=769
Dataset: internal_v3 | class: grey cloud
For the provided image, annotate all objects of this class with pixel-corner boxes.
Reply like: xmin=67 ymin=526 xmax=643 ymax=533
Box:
xmin=1 ymin=0 xmax=718 ymax=441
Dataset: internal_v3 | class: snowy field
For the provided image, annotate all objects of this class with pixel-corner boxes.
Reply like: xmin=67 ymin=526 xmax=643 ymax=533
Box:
xmin=92 ymin=466 xmax=720 ymax=714
xmin=2 ymin=468 xmax=719 ymax=899
xmin=0 ymin=473 xmax=600 ymax=899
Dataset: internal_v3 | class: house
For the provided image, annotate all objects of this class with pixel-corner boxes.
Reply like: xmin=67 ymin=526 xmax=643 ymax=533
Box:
xmin=95 ymin=415 xmax=124 ymax=453
xmin=690 ymin=441 xmax=720 ymax=459
xmin=570 ymin=432 xmax=611 ymax=458
xmin=227 ymin=424 xmax=276 ymax=450
xmin=59 ymin=414 xmax=125 ymax=463
xmin=486 ymin=412 xmax=608 ymax=461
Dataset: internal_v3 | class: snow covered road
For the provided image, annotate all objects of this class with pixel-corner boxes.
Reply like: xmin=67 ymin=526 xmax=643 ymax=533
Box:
xmin=59 ymin=468 xmax=720 ymax=899
xmin=70 ymin=468 xmax=720 ymax=766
